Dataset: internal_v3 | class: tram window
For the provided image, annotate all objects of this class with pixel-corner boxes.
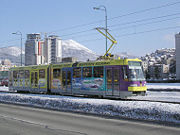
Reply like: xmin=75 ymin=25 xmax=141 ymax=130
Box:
xmin=25 ymin=70 xmax=30 ymax=79
xmin=53 ymin=69 xmax=61 ymax=78
xmin=83 ymin=67 xmax=92 ymax=78
xmin=9 ymin=71 xmax=13 ymax=86
xmin=94 ymin=66 xmax=104 ymax=78
xmin=67 ymin=71 xmax=71 ymax=85
xmin=31 ymin=72 xmax=34 ymax=84
xmin=62 ymin=71 xmax=66 ymax=86
xmin=114 ymin=69 xmax=120 ymax=81
xmin=39 ymin=69 xmax=45 ymax=78
xmin=122 ymin=66 xmax=128 ymax=79
xmin=13 ymin=71 xmax=18 ymax=79
xmin=19 ymin=70 xmax=24 ymax=78
xmin=73 ymin=68 xmax=81 ymax=78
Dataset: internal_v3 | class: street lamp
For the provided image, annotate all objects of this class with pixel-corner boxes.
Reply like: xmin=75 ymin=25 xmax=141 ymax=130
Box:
xmin=93 ymin=5 xmax=107 ymax=53
xmin=12 ymin=31 xmax=22 ymax=66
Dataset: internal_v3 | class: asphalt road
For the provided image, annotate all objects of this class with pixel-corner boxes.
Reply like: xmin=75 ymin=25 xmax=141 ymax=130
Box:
xmin=0 ymin=103 xmax=179 ymax=135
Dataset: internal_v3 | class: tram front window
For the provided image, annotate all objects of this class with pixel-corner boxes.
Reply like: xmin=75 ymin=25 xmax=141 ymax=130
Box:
xmin=128 ymin=61 xmax=145 ymax=81
xmin=129 ymin=67 xmax=145 ymax=81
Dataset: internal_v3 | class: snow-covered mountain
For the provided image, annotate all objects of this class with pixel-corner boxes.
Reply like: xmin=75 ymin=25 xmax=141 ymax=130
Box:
xmin=0 ymin=46 xmax=25 ymax=57
xmin=0 ymin=40 xmax=98 ymax=64
xmin=114 ymin=52 xmax=137 ymax=59
xmin=0 ymin=46 xmax=25 ymax=65
xmin=62 ymin=40 xmax=98 ymax=61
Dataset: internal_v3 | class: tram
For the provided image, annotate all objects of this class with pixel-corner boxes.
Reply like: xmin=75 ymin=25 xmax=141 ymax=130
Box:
xmin=9 ymin=58 xmax=147 ymax=98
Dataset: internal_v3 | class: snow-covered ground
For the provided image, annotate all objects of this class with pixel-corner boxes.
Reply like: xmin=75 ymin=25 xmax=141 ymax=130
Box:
xmin=0 ymin=86 xmax=9 ymax=92
xmin=147 ymin=83 xmax=180 ymax=90
xmin=0 ymin=92 xmax=180 ymax=124
xmin=129 ymin=91 xmax=180 ymax=103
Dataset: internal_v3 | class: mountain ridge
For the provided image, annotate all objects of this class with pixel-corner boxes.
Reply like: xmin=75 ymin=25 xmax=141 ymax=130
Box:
xmin=0 ymin=39 xmax=137 ymax=64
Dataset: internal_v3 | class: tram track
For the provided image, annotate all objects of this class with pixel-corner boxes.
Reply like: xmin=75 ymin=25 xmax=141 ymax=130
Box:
xmin=0 ymin=90 xmax=180 ymax=105
xmin=123 ymin=98 xmax=180 ymax=104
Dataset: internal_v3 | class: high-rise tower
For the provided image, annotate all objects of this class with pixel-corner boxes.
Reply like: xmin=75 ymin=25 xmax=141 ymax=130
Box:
xmin=25 ymin=33 xmax=45 ymax=66
xmin=44 ymin=35 xmax=62 ymax=64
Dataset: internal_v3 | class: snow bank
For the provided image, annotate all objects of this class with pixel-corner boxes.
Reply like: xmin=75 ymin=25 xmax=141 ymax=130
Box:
xmin=0 ymin=93 xmax=179 ymax=124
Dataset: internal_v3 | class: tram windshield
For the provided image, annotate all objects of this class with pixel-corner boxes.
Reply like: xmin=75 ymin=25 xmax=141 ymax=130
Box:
xmin=128 ymin=61 xmax=145 ymax=81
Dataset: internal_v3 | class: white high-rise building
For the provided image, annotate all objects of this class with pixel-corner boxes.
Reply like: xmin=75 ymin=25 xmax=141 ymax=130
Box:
xmin=175 ymin=33 xmax=180 ymax=80
xmin=25 ymin=33 xmax=45 ymax=66
xmin=44 ymin=35 xmax=62 ymax=64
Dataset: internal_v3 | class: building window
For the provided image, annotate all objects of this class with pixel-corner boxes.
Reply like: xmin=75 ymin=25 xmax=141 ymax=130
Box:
xmin=73 ymin=68 xmax=81 ymax=78
xmin=53 ymin=69 xmax=61 ymax=78
xmin=83 ymin=67 xmax=92 ymax=78
xmin=39 ymin=69 xmax=45 ymax=78
xmin=94 ymin=66 xmax=103 ymax=78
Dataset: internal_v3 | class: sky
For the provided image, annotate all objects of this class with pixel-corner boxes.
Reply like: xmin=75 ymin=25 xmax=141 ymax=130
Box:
xmin=0 ymin=0 xmax=180 ymax=56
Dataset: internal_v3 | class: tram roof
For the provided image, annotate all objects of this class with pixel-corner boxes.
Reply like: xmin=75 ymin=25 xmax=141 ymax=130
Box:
xmin=9 ymin=64 xmax=49 ymax=70
xmin=9 ymin=58 xmax=142 ymax=70
xmin=51 ymin=58 xmax=141 ymax=68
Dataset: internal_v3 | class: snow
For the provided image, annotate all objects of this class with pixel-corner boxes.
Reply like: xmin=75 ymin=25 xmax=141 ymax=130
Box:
xmin=147 ymin=83 xmax=180 ymax=90
xmin=128 ymin=83 xmax=180 ymax=102
xmin=128 ymin=91 xmax=180 ymax=103
xmin=0 ymin=46 xmax=25 ymax=57
xmin=62 ymin=40 xmax=94 ymax=54
xmin=0 ymin=92 xmax=180 ymax=124
xmin=0 ymin=40 xmax=98 ymax=63
xmin=0 ymin=84 xmax=180 ymax=124
xmin=0 ymin=86 xmax=9 ymax=92
xmin=62 ymin=39 xmax=98 ymax=61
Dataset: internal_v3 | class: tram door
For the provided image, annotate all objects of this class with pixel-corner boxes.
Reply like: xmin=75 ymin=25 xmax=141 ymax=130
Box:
xmin=62 ymin=69 xmax=72 ymax=94
xmin=31 ymin=71 xmax=39 ymax=88
xmin=106 ymin=67 xmax=120 ymax=96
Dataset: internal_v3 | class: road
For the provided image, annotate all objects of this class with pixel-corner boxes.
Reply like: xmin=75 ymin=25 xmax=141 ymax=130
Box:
xmin=0 ymin=103 xmax=179 ymax=135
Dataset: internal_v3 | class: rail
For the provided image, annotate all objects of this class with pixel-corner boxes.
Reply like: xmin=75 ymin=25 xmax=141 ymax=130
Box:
xmin=0 ymin=91 xmax=179 ymax=104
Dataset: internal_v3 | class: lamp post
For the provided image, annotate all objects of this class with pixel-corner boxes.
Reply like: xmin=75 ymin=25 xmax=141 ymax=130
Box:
xmin=12 ymin=31 xmax=22 ymax=66
xmin=93 ymin=5 xmax=107 ymax=53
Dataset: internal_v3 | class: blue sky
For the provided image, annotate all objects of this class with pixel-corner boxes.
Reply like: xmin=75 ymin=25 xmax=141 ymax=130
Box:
xmin=0 ymin=0 xmax=180 ymax=56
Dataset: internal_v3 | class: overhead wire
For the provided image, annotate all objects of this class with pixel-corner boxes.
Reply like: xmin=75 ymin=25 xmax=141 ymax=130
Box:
xmin=109 ymin=1 xmax=180 ymax=21
xmin=47 ymin=0 xmax=180 ymax=34
xmin=109 ymin=12 xmax=180 ymax=28
xmin=63 ymin=13 xmax=180 ymax=39
xmin=1 ymin=14 xmax=180 ymax=46
xmin=111 ymin=16 xmax=180 ymax=31
xmin=117 ymin=25 xmax=180 ymax=37
xmin=1 ymin=1 xmax=180 ymax=45
xmin=78 ymin=25 xmax=180 ymax=43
